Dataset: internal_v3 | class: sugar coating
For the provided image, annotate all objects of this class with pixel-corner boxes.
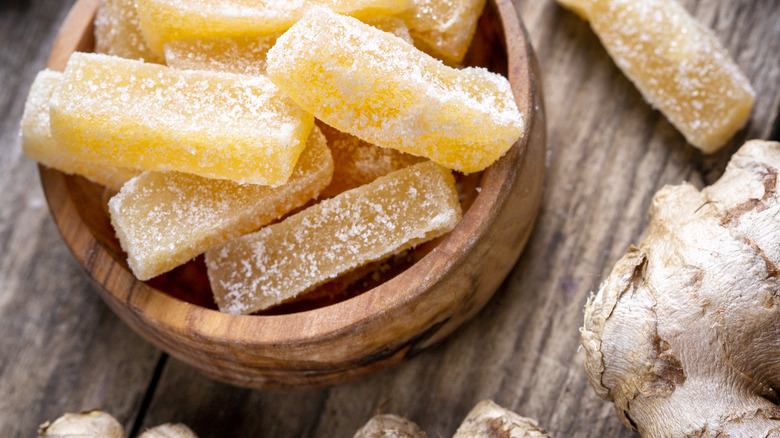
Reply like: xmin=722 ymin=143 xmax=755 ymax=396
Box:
xmin=49 ymin=52 xmax=313 ymax=186
xmin=20 ymin=69 xmax=139 ymax=191
xmin=135 ymin=0 xmax=411 ymax=57
xmin=164 ymin=34 xmax=281 ymax=76
xmin=266 ymin=7 xmax=524 ymax=173
xmin=318 ymin=122 xmax=425 ymax=198
xmin=580 ymin=0 xmax=755 ymax=152
xmin=94 ymin=0 xmax=164 ymax=63
xmin=206 ymin=161 xmax=462 ymax=314
xmin=109 ymin=126 xmax=333 ymax=281
xmin=399 ymin=0 xmax=487 ymax=63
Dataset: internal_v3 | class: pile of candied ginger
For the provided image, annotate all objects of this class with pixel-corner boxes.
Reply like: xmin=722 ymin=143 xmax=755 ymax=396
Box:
xmin=21 ymin=0 xmax=526 ymax=314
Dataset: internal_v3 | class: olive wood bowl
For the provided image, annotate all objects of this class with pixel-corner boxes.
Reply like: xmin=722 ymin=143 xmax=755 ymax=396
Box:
xmin=41 ymin=0 xmax=546 ymax=390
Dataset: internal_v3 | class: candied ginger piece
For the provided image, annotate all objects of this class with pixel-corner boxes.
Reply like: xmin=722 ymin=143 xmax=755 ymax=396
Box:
xmin=109 ymin=126 xmax=334 ymax=281
xmin=20 ymin=69 xmax=139 ymax=191
xmin=162 ymin=13 xmax=413 ymax=77
xmin=50 ymin=52 xmax=313 ymax=186
xmin=135 ymin=0 xmax=411 ymax=57
xmin=265 ymin=7 xmax=523 ymax=173
xmin=206 ymin=161 xmax=462 ymax=314
xmin=164 ymin=34 xmax=281 ymax=76
xmin=318 ymin=122 xmax=425 ymax=198
xmin=560 ymin=0 xmax=755 ymax=152
xmin=94 ymin=0 xmax=163 ymax=63
xmin=399 ymin=0 xmax=487 ymax=63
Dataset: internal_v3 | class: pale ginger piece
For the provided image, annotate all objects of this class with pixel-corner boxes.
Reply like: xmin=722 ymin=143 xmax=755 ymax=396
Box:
xmin=453 ymin=400 xmax=549 ymax=438
xmin=581 ymin=140 xmax=780 ymax=437
xmin=20 ymin=69 xmax=139 ymax=191
xmin=94 ymin=0 xmax=163 ymax=63
xmin=265 ymin=7 xmax=523 ymax=174
xmin=354 ymin=414 xmax=427 ymax=438
xmin=206 ymin=161 xmax=462 ymax=314
xmin=558 ymin=0 xmax=755 ymax=153
xmin=109 ymin=126 xmax=333 ymax=281
xmin=163 ymin=17 xmax=411 ymax=77
xmin=164 ymin=34 xmax=281 ymax=76
xmin=138 ymin=423 xmax=198 ymax=438
xmin=318 ymin=122 xmax=425 ymax=198
xmin=38 ymin=410 xmax=125 ymax=438
xmin=134 ymin=0 xmax=410 ymax=57
xmin=49 ymin=52 xmax=313 ymax=186
xmin=399 ymin=0 xmax=487 ymax=63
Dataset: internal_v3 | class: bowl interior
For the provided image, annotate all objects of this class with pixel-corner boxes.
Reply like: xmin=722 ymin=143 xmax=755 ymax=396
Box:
xmin=51 ymin=0 xmax=513 ymax=316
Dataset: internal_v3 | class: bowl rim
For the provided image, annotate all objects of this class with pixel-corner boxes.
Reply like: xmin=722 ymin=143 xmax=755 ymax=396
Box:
xmin=41 ymin=0 xmax=538 ymax=348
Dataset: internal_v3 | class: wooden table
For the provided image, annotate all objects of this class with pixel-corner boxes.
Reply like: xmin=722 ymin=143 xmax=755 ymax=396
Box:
xmin=1 ymin=1 xmax=777 ymax=436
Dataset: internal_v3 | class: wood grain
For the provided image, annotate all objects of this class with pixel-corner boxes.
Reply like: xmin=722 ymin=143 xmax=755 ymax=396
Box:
xmin=0 ymin=0 xmax=778 ymax=437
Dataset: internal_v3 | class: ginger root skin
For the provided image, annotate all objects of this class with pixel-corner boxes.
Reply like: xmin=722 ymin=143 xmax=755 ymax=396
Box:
xmin=354 ymin=400 xmax=548 ymax=438
xmin=353 ymin=414 xmax=427 ymax=438
xmin=581 ymin=140 xmax=780 ymax=437
xmin=137 ymin=423 xmax=198 ymax=438
xmin=453 ymin=400 xmax=550 ymax=438
xmin=38 ymin=410 xmax=125 ymax=438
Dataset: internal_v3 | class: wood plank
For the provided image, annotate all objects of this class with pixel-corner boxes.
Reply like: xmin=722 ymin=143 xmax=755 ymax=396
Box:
xmin=0 ymin=1 xmax=161 ymax=436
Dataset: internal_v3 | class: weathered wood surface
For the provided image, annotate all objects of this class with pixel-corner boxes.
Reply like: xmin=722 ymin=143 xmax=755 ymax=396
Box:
xmin=0 ymin=0 xmax=777 ymax=437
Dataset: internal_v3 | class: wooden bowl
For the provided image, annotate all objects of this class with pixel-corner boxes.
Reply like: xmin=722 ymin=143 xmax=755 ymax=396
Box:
xmin=41 ymin=0 xmax=546 ymax=390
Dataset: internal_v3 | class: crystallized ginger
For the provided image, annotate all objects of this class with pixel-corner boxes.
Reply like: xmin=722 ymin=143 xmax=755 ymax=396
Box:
xmin=49 ymin=52 xmax=313 ymax=186
xmin=135 ymin=0 xmax=411 ymax=57
xmin=558 ymin=0 xmax=755 ymax=152
xmin=109 ymin=126 xmax=333 ymax=281
xmin=21 ymin=69 xmax=139 ymax=191
xmin=266 ymin=7 xmax=523 ymax=173
xmin=205 ymin=161 xmax=461 ymax=314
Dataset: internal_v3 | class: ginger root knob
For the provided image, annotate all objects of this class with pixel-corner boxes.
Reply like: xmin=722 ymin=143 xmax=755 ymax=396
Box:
xmin=581 ymin=140 xmax=780 ymax=437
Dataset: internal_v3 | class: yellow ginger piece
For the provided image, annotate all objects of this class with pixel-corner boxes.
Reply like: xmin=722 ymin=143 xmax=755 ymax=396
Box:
xmin=559 ymin=0 xmax=755 ymax=152
xmin=135 ymin=0 xmax=410 ymax=57
xmin=164 ymin=34 xmax=281 ymax=76
xmin=20 ymin=69 xmax=139 ymax=191
xmin=164 ymin=16 xmax=412 ymax=76
xmin=206 ymin=161 xmax=462 ymax=314
xmin=400 ymin=0 xmax=487 ymax=63
xmin=49 ymin=52 xmax=313 ymax=186
xmin=94 ymin=0 xmax=163 ymax=63
xmin=318 ymin=122 xmax=425 ymax=198
xmin=266 ymin=7 xmax=523 ymax=173
xmin=109 ymin=126 xmax=334 ymax=281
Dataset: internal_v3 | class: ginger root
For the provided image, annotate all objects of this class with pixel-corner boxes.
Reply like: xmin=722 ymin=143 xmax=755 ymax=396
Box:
xmin=38 ymin=410 xmax=124 ymax=438
xmin=354 ymin=414 xmax=427 ymax=438
xmin=354 ymin=400 xmax=549 ymax=438
xmin=581 ymin=140 xmax=780 ymax=437
xmin=38 ymin=410 xmax=196 ymax=438
xmin=453 ymin=400 xmax=549 ymax=438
